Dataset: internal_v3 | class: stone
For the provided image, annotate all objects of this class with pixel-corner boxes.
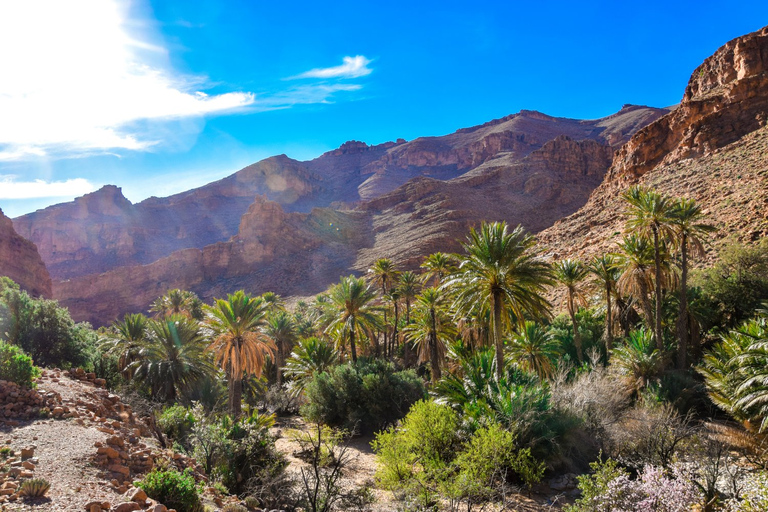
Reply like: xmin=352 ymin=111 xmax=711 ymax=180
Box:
xmin=20 ymin=446 xmax=34 ymax=459
xmin=148 ymin=505 xmax=167 ymax=512
xmin=127 ymin=488 xmax=147 ymax=504
xmin=113 ymin=503 xmax=141 ymax=512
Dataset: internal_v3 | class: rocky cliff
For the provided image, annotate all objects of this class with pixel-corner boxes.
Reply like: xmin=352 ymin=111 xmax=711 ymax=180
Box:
xmin=539 ymin=24 xmax=768 ymax=262
xmin=0 ymin=208 xmax=51 ymax=297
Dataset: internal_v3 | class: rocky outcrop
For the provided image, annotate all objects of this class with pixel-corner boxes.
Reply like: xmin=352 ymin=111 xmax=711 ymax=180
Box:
xmin=540 ymin=25 xmax=768 ymax=263
xmin=0 ymin=208 xmax=51 ymax=297
xmin=608 ymin=25 xmax=768 ymax=183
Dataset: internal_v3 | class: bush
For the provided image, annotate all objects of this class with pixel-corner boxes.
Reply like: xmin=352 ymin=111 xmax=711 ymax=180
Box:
xmin=0 ymin=285 xmax=97 ymax=369
xmin=565 ymin=459 xmax=702 ymax=512
xmin=301 ymin=358 xmax=426 ymax=433
xmin=137 ymin=467 xmax=202 ymax=512
xmin=158 ymin=405 xmax=195 ymax=450
xmin=0 ymin=340 xmax=40 ymax=387
xmin=373 ymin=400 xmax=545 ymax=510
xmin=549 ymin=308 xmax=606 ymax=366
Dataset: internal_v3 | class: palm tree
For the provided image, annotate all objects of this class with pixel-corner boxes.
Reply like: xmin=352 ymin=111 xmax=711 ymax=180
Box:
xmin=588 ymin=255 xmax=622 ymax=351
xmin=128 ymin=315 xmax=216 ymax=401
xmin=554 ymin=259 xmax=589 ymax=363
xmin=397 ymin=271 xmax=421 ymax=366
xmin=623 ymin=186 xmax=678 ymax=349
xmin=615 ymin=234 xmax=656 ymax=336
xmin=444 ymin=222 xmax=553 ymax=380
xmin=283 ymin=337 xmax=339 ymax=391
xmin=421 ymin=252 xmax=456 ymax=287
xmin=611 ymin=328 xmax=666 ymax=393
xmin=672 ymin=198 xmax=716 ymax=368
xmin=265 ymin=311 xmax=297 ymax=385
xmin=384 ymin=289 xmax=401 ymax=358
xmin=324 ymin=275 xmax=383 ymax=363
xmin=261 ymin=292 xmax=285 ymax=313
xmin=404 ymin=287 xmax=456 ymax=383
xmin=150 ymin=289 xmax=201 ymax=319
xmin=101 ymin=313 xmax=148 ymax=378
xmin=205 ymin=290 xmax=276 ymax=416
xmin=507 ymin=321 xmax=560 ymax=380
xmin=368 ymin=258 xmax=400 ymax=356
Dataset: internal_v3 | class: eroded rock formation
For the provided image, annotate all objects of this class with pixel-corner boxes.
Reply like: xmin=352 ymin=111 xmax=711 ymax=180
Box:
xmin=0 ymin=208 xmax=51 ymax=297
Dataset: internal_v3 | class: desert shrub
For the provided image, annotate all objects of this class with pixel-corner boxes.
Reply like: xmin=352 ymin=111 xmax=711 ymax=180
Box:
xmin=261 ymin=384 xmax=303 ymax=415
xmin=0 ymin=285 xmax=97 ymax=369
xmin=605 ymin=402 xmax=696 ymax=470
xmin=221 ymin=505 xmax=247 ymax=512
xmin=158 ymin=404 xmax=195 ymax=449
xmin=137 ymin=467 xmax=202 ymax=512
xmin=727 ymin=471 xmax=768 ymax=511
xmin=0 ymin=340 xmax=40 ymax=387
xmin=301 ymin=358 xmax=426 ymax=433
xmin=19 ymin=477 xmax=50 ymax=498
xmin=91 ymin=352 xmax=124 ymax=390
xmin=566 ymin=459 xmax=702 ymax=512
xmin=373 ymin=400 xmax=544 ymax=509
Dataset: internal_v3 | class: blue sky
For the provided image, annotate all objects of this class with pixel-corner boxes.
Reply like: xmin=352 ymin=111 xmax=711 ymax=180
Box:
xmin=1 ymin=0 xmax=767 ymax=217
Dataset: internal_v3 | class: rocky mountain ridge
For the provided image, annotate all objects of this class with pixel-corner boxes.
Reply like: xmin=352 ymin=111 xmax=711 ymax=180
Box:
xmin=0 ymin=208 xmax=51 ymax=297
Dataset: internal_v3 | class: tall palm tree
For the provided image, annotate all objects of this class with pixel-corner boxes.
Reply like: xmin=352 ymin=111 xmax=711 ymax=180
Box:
xmin=324 ymin=275 xmax=383 ymax=363
xmin=150 ymin=289 xmax=201 ymax=319
xmin=397 ymin=271 xmax=421 ymax=366
xmin=672 ymin=198 xmax=716 ymax=368
xmin=128 ymin=315 xmax=216 ymax=401
xmin=384 ymin=289 xmax=401 ymax=358
xmin=588 ymin=255 xmax=622 ymax=351
xmin=101 ymin=313 xmax=148 ymax=378
xmin=265 ymin=311 xmax=297 ymax=385
xmin=404 ymin=287 xmax=456 ymax=383
xmin=205 ymin=290 xmax=276 ymax=416
xmin=507 ymin=321 xmax=560 ymax=380
xmin=554 ymin=259 xmax=589 ymax=363
xmin=368 ymin=258 xmax=400 ymax=356
xmin=623 ymin=186 xmax=678 ymax=348
xmin=261 ymin=292 xmax=285 ymax=313
xmin=615 ymin=234 xmax=656 ymax=339
xmin=443 ymin=222 xmax=553 ymax=380
xmin=421 ymin=252 xmax=456 ymax=287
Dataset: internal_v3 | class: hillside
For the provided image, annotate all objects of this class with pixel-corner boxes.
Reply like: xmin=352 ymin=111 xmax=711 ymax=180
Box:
xmin=0 ymin=209 xmax=50 ymax=298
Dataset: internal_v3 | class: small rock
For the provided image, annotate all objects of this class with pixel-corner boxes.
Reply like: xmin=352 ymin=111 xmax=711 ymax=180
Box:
xmin=127 ymin=488 xmax=147 ymax=504
xmin=20 ymin=446 xmax=35 ymax=459
xmin=113 ymin=502 xmax=141 ymax=512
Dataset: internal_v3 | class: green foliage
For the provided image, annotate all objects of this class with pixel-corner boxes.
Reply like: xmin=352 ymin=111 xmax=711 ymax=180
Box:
xmin=373 ymin=400 xmax=545 ymax=509
xmin=549 ymin=309 xmax=606 ymax=365
xmin=283 ymin=337 xmax=339 ymax=391
xmin=158 ymin=404 xmax=195 ymax=449
xmin=564 ymin=458 xmax=629 ymax=512
xmin=611 ymin=328 xmax=667 ymax=392
xmin=19 ymin=477 xmax=50 ymax=498
xmin=301 ymin=358 xmax=426 ymax=433
xmin=0 ymin=340 xmax=40 ymax=387
xmin=694 ymin=238 xmax=768 ymax=329
xmin=507 ymin=320 xmax=560 ymax=380
xmin=0 ymin=284 xmax=97 ymax=369
xmin=137 ymin=467 xmax=202 ymax=512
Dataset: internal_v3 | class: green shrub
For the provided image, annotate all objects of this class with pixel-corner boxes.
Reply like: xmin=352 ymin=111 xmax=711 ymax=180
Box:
xmin=19 ymin=477 xmax=50 ymax=498
xmin=0 ymin=340 xmax=40 ymax=387
xmin=137 ymin=467 xmax=202 ymax=512
xmin=301 ymin=358 xmax=426 ymax=433
xmin=564 ymin=458 xmax=630 ymax=512
xmin=158 ymin=404 xmax=195 ymax=449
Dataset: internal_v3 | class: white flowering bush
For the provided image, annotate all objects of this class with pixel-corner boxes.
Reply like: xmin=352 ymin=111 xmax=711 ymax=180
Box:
xmin=566 ymin=458 xmax=703 ymax=512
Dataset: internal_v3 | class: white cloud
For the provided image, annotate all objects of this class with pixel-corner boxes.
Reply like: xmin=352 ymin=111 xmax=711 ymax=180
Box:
xmin=0 ymin=0 xmax=255 ymax=161
xmin=0 ymin=177 xmax=96 ymax=199
xmin=293 ymin=55 xmax=373 ymax=79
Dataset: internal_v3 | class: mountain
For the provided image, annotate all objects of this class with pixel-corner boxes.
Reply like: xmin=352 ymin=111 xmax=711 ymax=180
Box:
xmin=539 ymin=25 xmax=768 ymax=262
xmin=0 ymin=208 xmax=51 ymax=297
xmin=14 ymin=106 xmax=666 ymax=283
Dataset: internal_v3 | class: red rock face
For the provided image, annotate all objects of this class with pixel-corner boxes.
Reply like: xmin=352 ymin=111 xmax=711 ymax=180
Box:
xmin=539 ymin=24 xmax=768 ymax=267
xmin=0 ymin=209 xmax=51 ymax=297
xmin=608 ymin=26 xmax=768 ymax=183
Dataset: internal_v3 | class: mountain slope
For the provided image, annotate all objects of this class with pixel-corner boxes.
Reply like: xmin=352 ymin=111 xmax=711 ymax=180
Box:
xmin=0 ymin=208 xmax=51 ymax=297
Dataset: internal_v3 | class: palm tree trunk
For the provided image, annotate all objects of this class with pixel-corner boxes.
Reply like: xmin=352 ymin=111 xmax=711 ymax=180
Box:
xmin=492 ymin=290 xmax=504 ymax=380
xmin=638 ymin=279 xmax=654 ymax=337
xmin=404 ymin=299 xmax=412 ymax=367
xmin=429 ymin=308 xmax=441 ymax=383
xmin=276 ymin=341 xmax=284 ymax=386
xmin=227 ymin=363 xmax=242 ymax=417
xmin=392 ymin=301 xmax=400 ymax=362
xmin=676 ymin=235 xmax=689 ymax=369
xmin=569 ymin=292 xmax=583 ymax=363
xmin=605 ymin=282 xmax=613 ymax=352
xmin=349 ymin=329 xmax=357 ymax=363
xmin=653 ymin=227 xmax=664 ymax=351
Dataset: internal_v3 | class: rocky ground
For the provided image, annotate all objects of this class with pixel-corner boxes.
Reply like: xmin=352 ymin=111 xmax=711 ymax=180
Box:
xmin=0 ymin=372 xmax=574 ymax=511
